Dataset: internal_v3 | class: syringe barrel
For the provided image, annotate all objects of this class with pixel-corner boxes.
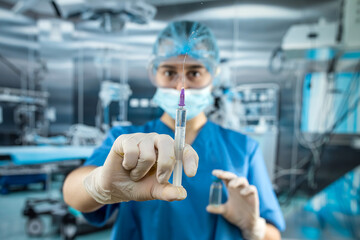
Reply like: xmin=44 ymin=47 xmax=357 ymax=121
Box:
xmin=176 ymin=106 xmax=186 ymax=128
xmin=173 ymin=159 xmax=183 ymax=187
xmin=175 ymin=107 xmax=186 ymax=152
xmin=173 ymin=106 xmax=186 ymax=186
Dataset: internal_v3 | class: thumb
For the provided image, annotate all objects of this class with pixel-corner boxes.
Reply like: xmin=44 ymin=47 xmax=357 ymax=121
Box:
xmin=151 ymin=183 xmax=187 ymax=201
xmin=206 ymin=204 xmax=226 ymax=215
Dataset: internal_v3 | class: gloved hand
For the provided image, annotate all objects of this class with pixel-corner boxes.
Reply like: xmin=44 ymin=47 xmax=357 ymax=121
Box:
xmin=83 ymin=133 xmax=199 ymax=204
xmin=206 ymin=169 xmax=266 ymax=240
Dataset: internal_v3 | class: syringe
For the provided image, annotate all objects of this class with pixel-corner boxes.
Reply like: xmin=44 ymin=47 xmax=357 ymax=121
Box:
xmin=173 ymin=88 xmax=186 ymax=187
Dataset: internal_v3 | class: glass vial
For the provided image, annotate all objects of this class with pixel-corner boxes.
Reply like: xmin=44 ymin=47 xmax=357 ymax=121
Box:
xmin=209 ymin=176 xmax=222 ymax=206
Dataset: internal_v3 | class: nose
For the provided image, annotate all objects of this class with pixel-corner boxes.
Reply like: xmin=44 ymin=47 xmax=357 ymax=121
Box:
xmin=175 ymin=80 xmax=185 ymax=90
xmin=175 ymin=72 xmax=188 ymax=90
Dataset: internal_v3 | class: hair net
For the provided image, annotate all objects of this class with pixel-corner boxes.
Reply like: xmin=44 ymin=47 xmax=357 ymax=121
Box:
xmin=149 ymin=21 xmax=220 ymax=79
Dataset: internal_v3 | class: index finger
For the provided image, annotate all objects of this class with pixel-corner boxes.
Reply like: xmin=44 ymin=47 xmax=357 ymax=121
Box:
xmin=154 ymin=134 xmax=176 ymax=184
xmin=212 ymin=169 xmax=238 ymax=185
xmin=182 ymin=144 xmax=199 ymax=177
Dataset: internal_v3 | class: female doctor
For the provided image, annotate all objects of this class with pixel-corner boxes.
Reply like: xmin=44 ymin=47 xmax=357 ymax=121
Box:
xmin=63 ymin=21 xmax=285 ymax=240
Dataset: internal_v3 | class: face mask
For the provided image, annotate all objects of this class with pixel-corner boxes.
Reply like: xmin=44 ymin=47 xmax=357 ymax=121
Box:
xmin=152 ymin=86 xmax=214 ymax=120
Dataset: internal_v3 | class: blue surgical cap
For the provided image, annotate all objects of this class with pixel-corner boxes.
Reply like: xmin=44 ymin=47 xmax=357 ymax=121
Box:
xmin=151 ymin=21 xmax=220 ymax=76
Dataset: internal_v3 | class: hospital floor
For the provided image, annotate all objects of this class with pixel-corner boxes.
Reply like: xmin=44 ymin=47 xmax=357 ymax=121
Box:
xmin=0 ymin=177 xmax=111 ymax=240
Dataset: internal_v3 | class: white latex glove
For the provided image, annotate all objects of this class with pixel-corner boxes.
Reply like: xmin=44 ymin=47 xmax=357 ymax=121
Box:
xmin=206 ymin=169 xmax=266 ymax=240
xmin=83 ymin=133 xmax=199 ymax=204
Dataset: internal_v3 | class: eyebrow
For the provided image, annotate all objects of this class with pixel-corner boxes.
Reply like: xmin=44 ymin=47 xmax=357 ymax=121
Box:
xmin=159 ymin=65 xmax=177 ymax=69
xmin=159 ymin=64 xmax=205 ymax=70
xmin=187 ymin=65 xmax=205 ymax=70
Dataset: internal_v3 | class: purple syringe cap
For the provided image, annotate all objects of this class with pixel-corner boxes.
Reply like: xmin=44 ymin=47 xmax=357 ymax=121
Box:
xmin=179 ymin=88 xmax=185 ymax=106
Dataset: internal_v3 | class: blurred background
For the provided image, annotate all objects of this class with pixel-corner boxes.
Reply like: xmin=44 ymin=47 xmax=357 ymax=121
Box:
xmin=0 ymin=0 xmax=359 ymax=239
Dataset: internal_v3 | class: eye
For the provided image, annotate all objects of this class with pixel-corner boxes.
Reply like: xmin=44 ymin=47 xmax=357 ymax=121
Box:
xmin=188 ymin=71 xmax=201 ymax=78
xmin=164 ymin=71 xmax=176 ymax=77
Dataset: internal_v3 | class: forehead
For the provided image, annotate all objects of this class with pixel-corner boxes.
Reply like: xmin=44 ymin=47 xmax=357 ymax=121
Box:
xmin=158 ymin=55 xmax=206 ymax=69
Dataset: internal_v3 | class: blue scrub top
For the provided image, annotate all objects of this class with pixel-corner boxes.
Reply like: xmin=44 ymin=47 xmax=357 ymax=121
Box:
xmin=83 ymin=119 xmax=285 ymax=240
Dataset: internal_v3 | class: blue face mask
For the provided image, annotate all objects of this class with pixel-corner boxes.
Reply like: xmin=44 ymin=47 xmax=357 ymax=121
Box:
xmin=152 ymin=86 xmax=214 ymax=120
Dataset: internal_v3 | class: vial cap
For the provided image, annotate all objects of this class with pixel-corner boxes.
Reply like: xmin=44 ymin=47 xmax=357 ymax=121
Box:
xmin=212 ymin=175 xmax=222 ymax=183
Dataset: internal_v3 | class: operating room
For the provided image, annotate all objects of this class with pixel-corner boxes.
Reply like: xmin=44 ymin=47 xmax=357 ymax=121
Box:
xmin=0 ymin=0 xmax=359 ymax=239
